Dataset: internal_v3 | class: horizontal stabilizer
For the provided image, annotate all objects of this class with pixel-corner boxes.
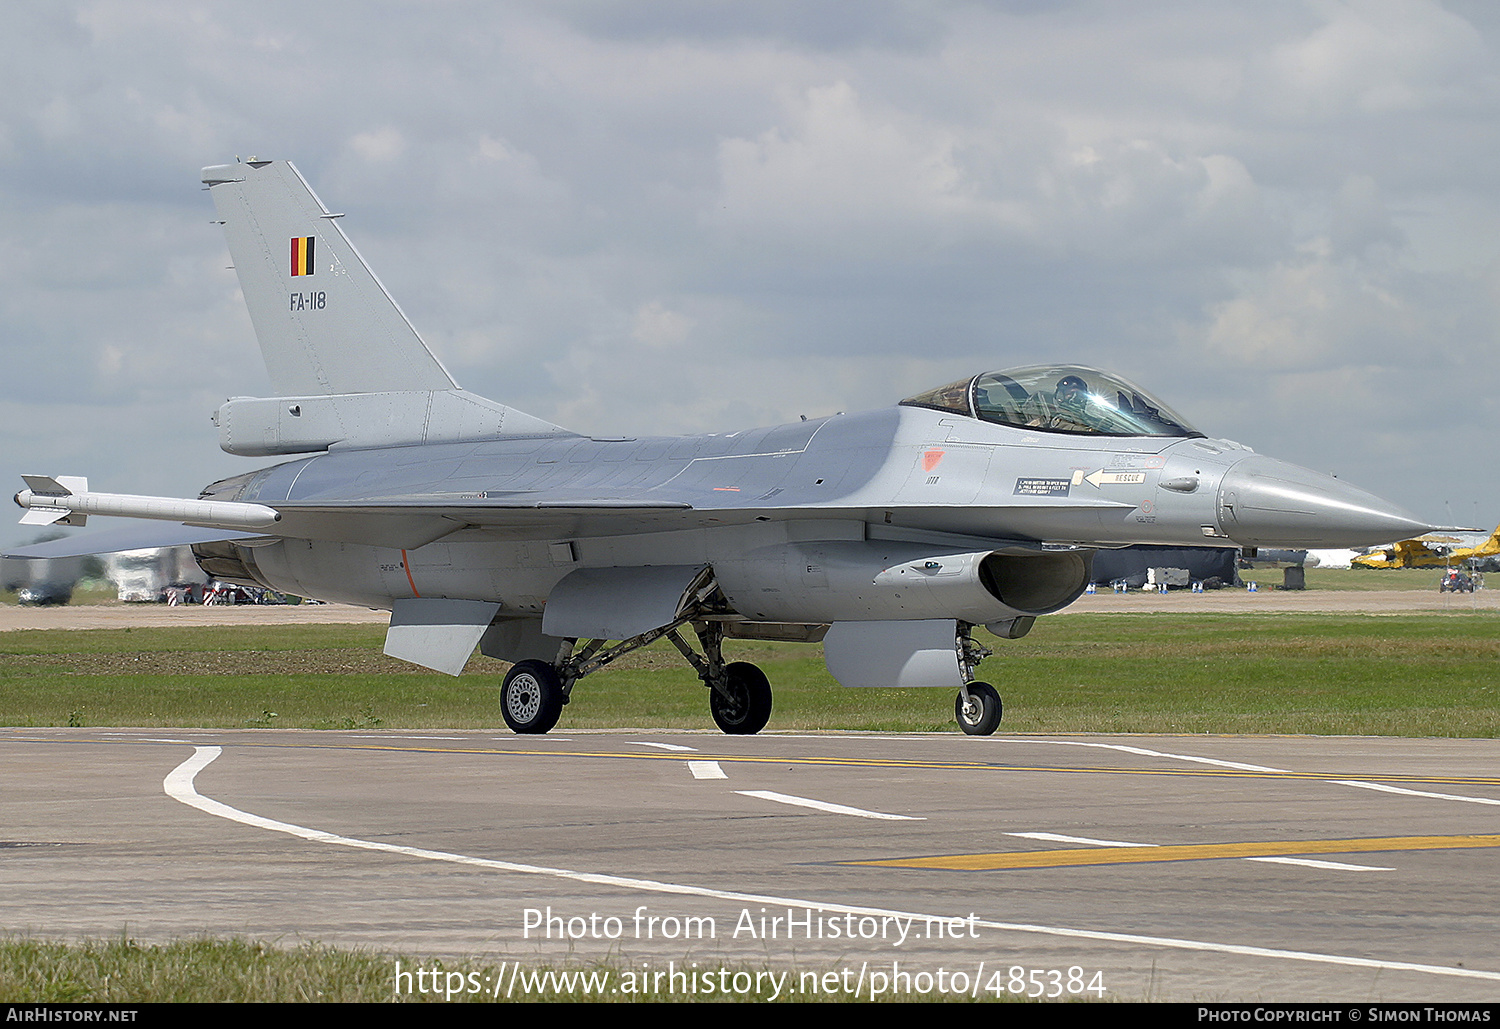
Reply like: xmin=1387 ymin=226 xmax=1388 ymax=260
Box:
xmin=215 ymin=389 xmax=570 ymax=456
xmin=3 ymin=524 xmax=265 ymax=560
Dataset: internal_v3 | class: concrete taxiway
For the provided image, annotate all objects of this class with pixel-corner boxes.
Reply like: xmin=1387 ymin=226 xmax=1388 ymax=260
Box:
xmin=2 ymin=727 xmax=1497 ymax=1002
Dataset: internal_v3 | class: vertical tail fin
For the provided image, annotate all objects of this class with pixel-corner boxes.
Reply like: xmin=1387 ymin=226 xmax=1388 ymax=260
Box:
xmin=203 ymin=158 xmax=571 ymax=454
xmin=203 ymin=159 xmax=457 ymax=396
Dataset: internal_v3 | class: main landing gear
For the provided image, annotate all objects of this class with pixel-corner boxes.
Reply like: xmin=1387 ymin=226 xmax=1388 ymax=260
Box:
xmin=498 ymin=616 xmax=1011 ymax=738
xmin=498 ymin=617 xmax=772 ymax=736
xmin=708 ymin=662 xmax=773 ymax=735
xmin=500 ymin=660 xmax=565 ymax=735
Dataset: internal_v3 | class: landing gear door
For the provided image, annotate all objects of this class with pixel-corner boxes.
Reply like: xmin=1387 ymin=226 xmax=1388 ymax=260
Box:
xmin=822 ymin=619 xmax=964 ymax=689
xmin=542 ymin=564 xmax=710 ymax=640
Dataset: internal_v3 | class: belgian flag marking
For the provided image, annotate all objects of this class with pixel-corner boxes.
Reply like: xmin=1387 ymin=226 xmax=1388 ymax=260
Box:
xmin=290 ymin=236 xmax=315 ymax=276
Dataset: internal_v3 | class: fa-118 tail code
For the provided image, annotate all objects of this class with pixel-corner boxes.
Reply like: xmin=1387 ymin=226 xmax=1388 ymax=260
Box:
xmin=203 ymin=159 xmax=457 ymax=397
xmin=201 ymin=159 xmax=569 ymax=455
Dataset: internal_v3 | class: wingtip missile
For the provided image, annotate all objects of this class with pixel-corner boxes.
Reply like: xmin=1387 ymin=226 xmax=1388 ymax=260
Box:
xmin=14 ymin=476 xmax=281 ymax=531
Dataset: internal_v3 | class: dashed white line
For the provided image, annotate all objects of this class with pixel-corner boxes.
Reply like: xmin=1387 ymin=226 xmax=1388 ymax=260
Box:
xmin=1247 ymin=857 xmax=1394 ymax=872
xmin=735 ymin=789 xmax=923 ymax=821
xmin=1007 ymin=831 xmax=1155 ymax=848
xmin=1011 ymin=738 xmax=1282 ymax=773
xmin=633 ymin=741 xmax=698 ymax=752
xmin=1021 ymin=739 xmax=1500 ymax=807
xmin=1332 ymin=779 xmax=1500 ymax=807
xmin=688 ymin=760 xmax=727 ymax=779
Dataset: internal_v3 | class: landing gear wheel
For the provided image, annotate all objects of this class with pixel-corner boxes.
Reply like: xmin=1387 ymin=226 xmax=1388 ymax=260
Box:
xmin=955 ymin=681 xmax=1002 ymax=736
xmin=501 ymin=660 xmax=564 ymax=734
xmin=709 ymin=661 xmax=773 ymax=735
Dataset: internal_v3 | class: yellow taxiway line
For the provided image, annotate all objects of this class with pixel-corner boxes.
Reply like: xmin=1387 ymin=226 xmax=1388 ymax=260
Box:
xmin=847 ymin=833 xmax=1500 ymax=870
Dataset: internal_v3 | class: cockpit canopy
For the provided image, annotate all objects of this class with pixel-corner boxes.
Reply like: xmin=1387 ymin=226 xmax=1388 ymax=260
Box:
xmin=900 ymin=365 xmax=1201 ymax=438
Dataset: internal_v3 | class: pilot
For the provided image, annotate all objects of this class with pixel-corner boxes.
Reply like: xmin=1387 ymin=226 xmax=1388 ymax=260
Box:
xmin=1023 ymin=374 xmax=1093 ymax=431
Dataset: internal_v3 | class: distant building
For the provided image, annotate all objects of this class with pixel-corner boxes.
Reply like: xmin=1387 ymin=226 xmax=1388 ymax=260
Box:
xmin=104 ymin=547 xmax=208 ymax=602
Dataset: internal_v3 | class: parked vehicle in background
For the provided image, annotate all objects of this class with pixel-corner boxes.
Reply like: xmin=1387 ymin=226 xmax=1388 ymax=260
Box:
xmin=1439 ymin=569 xmax=1476 ymax=593
xmin=4 ymin=553 xmax=83 ymax=606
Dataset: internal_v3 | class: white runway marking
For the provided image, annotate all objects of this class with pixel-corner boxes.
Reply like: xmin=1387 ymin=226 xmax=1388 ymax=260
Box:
xmin=163 ymin=747 xmax=1500 ymax=984
xmin=1013 ymin=738 xmax=1282 ymax=773
xmin=735 ymin=789 xmax=924 ymax=820
xmin=1008 ymin=832 xmax=1155 ymax=848
xmin=1333 ymin=779 xmax=1500 ymax=807
xmin=633 ymin=741 xmax=698 ymax=752
xmin=1023 ymin=739 xmax=1500 ymax=806
xmin=688 ymin=760 xmax=727 ymax=779
xmin=1011 ymin=831 xmax=1392 ymax=872
xmin=1247 ymin=857 xmax=1394 ymax=871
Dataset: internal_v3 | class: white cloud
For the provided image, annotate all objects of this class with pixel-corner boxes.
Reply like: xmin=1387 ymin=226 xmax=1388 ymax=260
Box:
xmin=4 ymin=0 xmax=1500 ymax=545
xmin=348 ymin=127 xmax=407 ymax=163
xmin=630 ymin=300 xmax=694 ymax=348
xmin=714 ymin=81 xmax=973 ymax=232
xmin=1196 ymin=239 xmax=1420 ymax=371
xmin=1263 ymin=0 xmax=1489 ymax=119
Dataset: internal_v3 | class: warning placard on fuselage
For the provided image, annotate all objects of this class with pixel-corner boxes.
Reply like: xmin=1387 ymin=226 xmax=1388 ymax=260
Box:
xmin=1013 ymin=477 xmax=1071 ymax=497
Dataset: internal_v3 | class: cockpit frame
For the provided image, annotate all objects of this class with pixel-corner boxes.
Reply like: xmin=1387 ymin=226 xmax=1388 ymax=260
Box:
xmin=900 ymin=364 xmax=1203 ymax=439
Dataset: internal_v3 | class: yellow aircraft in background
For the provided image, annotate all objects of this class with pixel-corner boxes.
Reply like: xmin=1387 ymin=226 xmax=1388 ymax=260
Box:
xmin=1353 ymin=524 xmax=1500 ymax=569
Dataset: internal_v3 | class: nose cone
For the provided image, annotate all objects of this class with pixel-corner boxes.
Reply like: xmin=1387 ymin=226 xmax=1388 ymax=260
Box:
xmin=1217 ymin=456 xmax=1431 ymax=548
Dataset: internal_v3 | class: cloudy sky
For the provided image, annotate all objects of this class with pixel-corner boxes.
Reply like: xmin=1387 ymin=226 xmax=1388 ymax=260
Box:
xmin=4 ymin=0 xmax=1499 ymax=550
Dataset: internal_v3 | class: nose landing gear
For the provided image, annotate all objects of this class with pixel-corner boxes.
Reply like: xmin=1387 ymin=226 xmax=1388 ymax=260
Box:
xmin=955 ymin=681 xmax=1002 ymax=736
xmin=954 ymin=622 xmax=1004 ymax=736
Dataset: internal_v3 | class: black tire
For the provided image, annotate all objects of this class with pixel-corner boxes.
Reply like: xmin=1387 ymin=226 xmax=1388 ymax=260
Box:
xmin=955 ymin=681 xmax=1002 ymax=736
xmin=501 ymin=660 xmax=564 ymax=734
xmin=710 ymin=661 xmax=773 ymax=735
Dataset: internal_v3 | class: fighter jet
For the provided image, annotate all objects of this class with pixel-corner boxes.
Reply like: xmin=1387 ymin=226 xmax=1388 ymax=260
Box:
xmin=9 ymin=159 xmax=1445 ymax=736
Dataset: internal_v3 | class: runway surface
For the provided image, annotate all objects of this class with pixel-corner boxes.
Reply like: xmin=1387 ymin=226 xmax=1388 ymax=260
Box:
xmin=3 ymin=727 xmax=1497 ymax=1002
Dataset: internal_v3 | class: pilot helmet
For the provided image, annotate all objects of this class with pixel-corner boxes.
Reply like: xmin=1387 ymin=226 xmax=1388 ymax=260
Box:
xmin=1055 ymin=374 xmax=1087 ymax=400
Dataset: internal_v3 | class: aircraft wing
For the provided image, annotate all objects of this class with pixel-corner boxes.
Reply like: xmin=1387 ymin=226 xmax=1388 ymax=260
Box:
xmin=14 ymin=474 xmax=1133 ymax=551
xmin=261 ymin=491 xmax=1134 ymax=548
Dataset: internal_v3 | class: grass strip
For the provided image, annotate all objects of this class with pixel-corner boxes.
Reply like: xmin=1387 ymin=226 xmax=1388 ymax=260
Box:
xmin=0 ymin=936 xmax=1007 ymax=1002
xmin=1 ymin=612 xmax=1495 ymax=736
